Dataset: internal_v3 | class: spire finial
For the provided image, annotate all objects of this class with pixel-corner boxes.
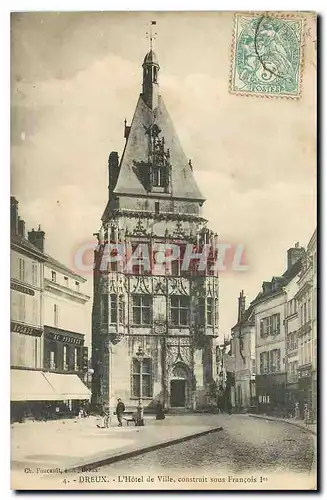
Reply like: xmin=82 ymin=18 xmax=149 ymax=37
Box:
xmin=146 ymin=20 xmax=157 ymax=51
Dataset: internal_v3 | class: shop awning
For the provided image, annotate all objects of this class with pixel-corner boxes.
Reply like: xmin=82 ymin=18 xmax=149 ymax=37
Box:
xmin=11 ymin=369 xmax=59 ymax=402
xmin=43 ymin=372 xmax=91 ymax=401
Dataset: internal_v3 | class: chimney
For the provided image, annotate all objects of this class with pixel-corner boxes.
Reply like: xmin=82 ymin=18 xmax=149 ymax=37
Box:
xmin=10 ymin=196 xmax=19 ymax=235
xmin=108 ymin=151 xmax=120 ymax=201
xmin=124 ymin=119 xmax=131 ymax=140
xmin=287 ymin=243 xmax=305 ymax=270
xmin=262 ymin=281 xmax=272 ymax=294
xmin=237 ymin=290 xmax=246 ymax=322
xmin=18 ymin=217 xmax=26 ymax=238
xmin=28 ymin=224 xmax=45 ymax=253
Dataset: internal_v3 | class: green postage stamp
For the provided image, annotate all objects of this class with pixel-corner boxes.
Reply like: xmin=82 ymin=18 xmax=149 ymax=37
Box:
xmin=230 ymin=13 xmax=305 ymax=98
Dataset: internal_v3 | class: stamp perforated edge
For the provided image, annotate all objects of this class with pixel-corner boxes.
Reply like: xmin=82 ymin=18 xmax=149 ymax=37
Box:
xmin=228 ymin=11 xmax=311 ymax=100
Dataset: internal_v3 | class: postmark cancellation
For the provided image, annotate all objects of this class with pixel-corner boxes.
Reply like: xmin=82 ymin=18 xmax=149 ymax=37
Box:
xmin=230 ymin=13 xmax=306 ymax=98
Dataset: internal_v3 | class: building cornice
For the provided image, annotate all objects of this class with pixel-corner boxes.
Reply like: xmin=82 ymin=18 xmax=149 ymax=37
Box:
xmin=44 ymin=324 xmax=85 ymax=339
xmin=45 ymin=260 xmax=87 ymax=283
xmin=105 ymin=209 xmax=207 ymax=224
xmin=44 ymin=279 xmax=90 ymax=303
xmin=11 ymin=240 xmax=47 ymax=262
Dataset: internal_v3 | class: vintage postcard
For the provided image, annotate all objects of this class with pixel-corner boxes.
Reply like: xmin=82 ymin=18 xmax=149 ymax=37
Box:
xmin=10 ymin=11 xmax=317 ymax=491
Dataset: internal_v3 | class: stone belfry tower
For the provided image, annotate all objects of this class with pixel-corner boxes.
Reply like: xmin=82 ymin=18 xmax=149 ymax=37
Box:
xmin=92 ymin=39 xmax=219 ymax=412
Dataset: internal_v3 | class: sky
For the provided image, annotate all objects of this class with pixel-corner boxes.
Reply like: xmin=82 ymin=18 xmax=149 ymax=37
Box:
xmin=10 ymin=11 xmax=317 ymax=344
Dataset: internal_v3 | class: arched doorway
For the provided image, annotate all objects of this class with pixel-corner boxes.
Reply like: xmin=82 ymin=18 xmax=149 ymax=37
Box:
xmin=170 ymin=363 xmax=191 ymax=408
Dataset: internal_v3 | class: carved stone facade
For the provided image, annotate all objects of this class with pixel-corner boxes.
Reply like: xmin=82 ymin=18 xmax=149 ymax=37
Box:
xmin=91 ymin=49 xmax=219 ymax=412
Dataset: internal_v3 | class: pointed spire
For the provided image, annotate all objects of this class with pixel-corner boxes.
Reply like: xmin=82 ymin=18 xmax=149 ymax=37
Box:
xmin=143 ymin=22 xmax=160 ymax=109
xmin=145 ymin=20 xmax=157 ymax=51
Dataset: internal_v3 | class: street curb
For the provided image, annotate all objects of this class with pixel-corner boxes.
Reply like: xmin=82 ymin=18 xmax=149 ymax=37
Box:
xmin=65 ymin=425 xmax=224 ymax=472
xmin=248 ymin=414 xmax=317 ymax=436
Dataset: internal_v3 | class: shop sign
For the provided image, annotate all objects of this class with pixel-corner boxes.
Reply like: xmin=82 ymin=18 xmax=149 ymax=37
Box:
xmin=11 ymin=321 xmax=42 ymax=337
xmin=11 ymin=282 xmax=35 ymax=296
xmin=46 ymin=331 xmax=84 ymax=346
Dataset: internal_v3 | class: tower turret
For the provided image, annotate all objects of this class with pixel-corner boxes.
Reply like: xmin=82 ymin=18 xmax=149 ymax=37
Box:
xmin=142 ymin=50 xmax=160 ymax=109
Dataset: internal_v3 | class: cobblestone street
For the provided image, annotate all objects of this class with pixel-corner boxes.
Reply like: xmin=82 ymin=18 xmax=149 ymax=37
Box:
xmin=99 ymin=414 xmax=315 ymax=476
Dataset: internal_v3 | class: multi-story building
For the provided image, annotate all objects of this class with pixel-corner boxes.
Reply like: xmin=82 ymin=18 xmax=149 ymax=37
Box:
xmin=254 ymin=245 xmax=304 ymax=415
xmin=10 ymin=197 xmax=91 ymax=421
xmin=92 ymin=48 xmax=219 ymax=413
xmin=28 ymin=227 xmax=92 ymax=415
xmin=284 ymin=260 xmax=301 ymax=412
xmin=11 ymin=198 xmax=47 ymax=421
xmin=216 ymin=339 xmax=234 ymax=412
xmin=231 ymin=291 xmax=256 ymax=412
xmin=296 ymin=229 xmax=317 ymax=421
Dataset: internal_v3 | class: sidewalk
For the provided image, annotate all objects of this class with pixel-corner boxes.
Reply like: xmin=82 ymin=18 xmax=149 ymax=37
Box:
xmin=248 ymin=414 xmax=317 ymax=435
xmin=11 ymin=414 xmax=223 ymax=474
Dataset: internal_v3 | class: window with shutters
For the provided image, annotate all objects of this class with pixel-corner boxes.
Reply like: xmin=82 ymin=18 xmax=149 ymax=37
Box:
xmin=32 ymin=297 xmax=38 ymax=325
xmin=11 ymin=291 xmax=19 ymax=320
xmin=19 ymin=258 xmax=26 ymax=282
xmin=270 ymin=349 xmax=277 ymax=372
xmin=260 ymin=318 xmax=269 ymax=338
xmin=132 ymin=295 xmax=151 ymax=325
xmin=18 ymin=294 xmax=26 ymax=322
xmin=170 ymin=296 xmax=189 ymax=326
xmin=32 ymin=262 xmax=38 ymax=286
xmin=260 ymin=351 xmax=269 ymax=373
xmin=131 ymin=357 xmax=153 ymax=397
xmin=272 ymin=314 xmax=281 ymax=335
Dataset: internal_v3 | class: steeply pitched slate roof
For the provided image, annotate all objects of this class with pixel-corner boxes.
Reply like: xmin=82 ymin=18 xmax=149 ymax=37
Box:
xmin=231 ymin=305 xmax=255 ymax=330
xmin=114 ymin=95 xmax=205 ymax=201
xmin=11 ymin=234 xmax=86 ymax=282
xmin=251 ymin=258 xmax=302 ymax=306
xmin=45 ymin=254 xmax=86 ymax=282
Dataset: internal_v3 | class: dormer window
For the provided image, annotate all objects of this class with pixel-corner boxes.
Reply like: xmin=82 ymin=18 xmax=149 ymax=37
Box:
xmin=152 ymin=166 xmax=166 ymax=187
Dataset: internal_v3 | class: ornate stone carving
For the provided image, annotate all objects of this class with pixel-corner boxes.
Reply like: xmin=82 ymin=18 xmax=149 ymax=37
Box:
xmin=168 ymin=277 xmax=190 ymax=296
xmin=129 ymin=275 xmax=152 ymax=294
xmin=166 ymin=337 xmax=193 ymax=370
xmin=153 ymin=276 xmax=167 ymax=295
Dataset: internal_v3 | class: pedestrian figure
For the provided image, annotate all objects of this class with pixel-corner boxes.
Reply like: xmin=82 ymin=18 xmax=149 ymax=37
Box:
xmin=103 ymin=408 xmax=110 ymax=428
xmin=116 ymin=398 xmax=125 ymax=427
xmin=155 ymin=401 xmax=165 ymax=420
